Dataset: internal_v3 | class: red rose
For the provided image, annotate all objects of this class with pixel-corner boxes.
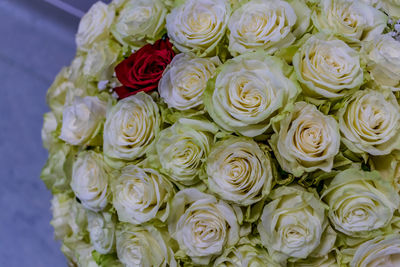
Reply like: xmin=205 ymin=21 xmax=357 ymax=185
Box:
xmin=114 ymin=38 xmax=175 ymax=99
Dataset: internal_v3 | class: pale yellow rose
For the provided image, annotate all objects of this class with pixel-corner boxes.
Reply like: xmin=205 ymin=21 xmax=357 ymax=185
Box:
xmin=76 ymin=2 xmax=115 ymax=51
xmin=103 ymin=92 xmax=161 ymax=161
xmin=159 ymin=53 xmax=220 ymax=111
xmin=112 ymin=0 xmax=167 ymax=48
xmin=338 ymin=89 xmax=400 ymax=155
xmin=270 ymin=101 xmax=340 ymax=177
xmin=166 ymin=0 xmax=230 ymax=56
xmin=366 ymin=34 xmax=400 ymax=89
xmin=293 ymin=34 xmax=363 ymax=99
xmin=227 ymin=0 xmax=310 ymax=56
xmin=312 ymin=0 xmax=386 ymax=43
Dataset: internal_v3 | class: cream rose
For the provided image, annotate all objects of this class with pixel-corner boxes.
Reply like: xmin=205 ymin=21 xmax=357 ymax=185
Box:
xmin=46 ymin=60 xmax=97 ymax=121
xmin=46 ymin=74 xmax=82 ymax=120
xmin=76 ymin=2 xmax=115 ymax=51
xmin=103 ymin=92 xmax=161 ymax=161
xmin=112 ymin=164 xmax=174 ymax=225
xmin=321 ymin=169 xmax=399 ymax=238
xmin=112 ymin=0 xmax=167 ymax=48
xmin=50 ymin=193 xmax=87 ymax=241
xmin=71 ymin=151 xmax=109 ymax=212
xmin=366 ymin=34 xmax=400 ymax=89
xmin=288 ymin=254 xmax=338 ymax=267
xmin=312 ymin=0 xmax=386 ymax=43
xmin=168 ymin=189 xmax=240 ymax=265
xmin=206 ymin=137 xmax=273 ymax=205
xmin=338 ymin=89 xmax=400 ymax=155
xmin=270 ymin=102 xmax=340 ymax=177
xmin=371 ymin=151 xmax=400 ymax=193
xmin=61 ymin=241 xmax=100 ymax=267
xmin=360 ymin=0 xmax=380 ymax=5
xmin=258 ymin=186 xmax=336 ymax=263
xmin=83 ymin=40 xmax=120 ymax=81
xmin=41 ymin=112 xmax=57 ymax=150
xmin=204 ymin=52 xmax=299 ymax=137
xmin=166 ymin=0 xmax=230 ymax=56
xmin=110 ymin=0 xmax=127 ymax=9
xmin=293 ymin=34 xmax=363 ymax=99
xmin=59 ymin=96 xmax=106 ymax=146
xmin=154 ymin=118 xmax=217 ymax=186
xmin=87 ymin=211 xmax=115 ymax=254
xmin=68 ymin=55 xmax=86 ymax=83
xmin=379 ymin=0 xmax=400 ymax=19
xmin=159 ymin=53 xmax=220 ymax=111
xmin=40 ymin=142 xmax=75 ymax=193
xmin=213 ymin=239 xmax=280 ymax=267
xmin=351 ymin=235 xmax=400 ymax=267
xmin=116 ymin=223 xmax=177 ymax=267
xmin=227 ymin=0 xmax=310 ymax=56
xmin=50 ymin=194 xmax=76 ymax=241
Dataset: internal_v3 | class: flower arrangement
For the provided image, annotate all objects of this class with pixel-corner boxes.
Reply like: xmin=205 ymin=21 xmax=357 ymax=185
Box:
xmin=41 ymin=0 xmax=400 ymax=266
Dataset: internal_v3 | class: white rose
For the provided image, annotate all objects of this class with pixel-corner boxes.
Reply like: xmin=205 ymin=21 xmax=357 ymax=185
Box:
xmin=103 ymin=92 xmax=161 ymax=161
xmin=87 ymin=211 xmax=115 ymax=254
xmin=46 ymin=75 xmax=81 ymax=120
xmin=371 ymin=151 xmax=400 ymax=193
xmin=322 ymin=169 xmax=399 ymax=238
xmin=360 ymin=0 xmax=380 ymax=5
xmin=204 ymin=52 xmax=299 ymax=137
xmin=379 ymin=0 xmax=400 ymax=19
xmin=154 ymin=118 xmax=217 ymax=186
xmin=351 ymin=235 xmax=400 ymax=267
xmin=83 ymin=40 xmax=121 ymax=81
xmin=50 ymin=193 xmax=87 ymax=241
xmin=46 ymin=61 xmax=96 ymax=122
xmin=338 ymin=89 xmax=400 ymax=155
xmin=76 ymin=2 xmax=115 ymax=51
xmin=71 ymin=151 xmax=109 ymax=212
xmin=41 ymin=112 xmax=58 ymax=150
xmin=366 ymin=34 xmax=400 ymax=89
xmin=213 ymin=239 xmax=280 ymax=267
xmin=288 ymin=254 xmax=338 ymax=267
xmin=293 ymin=34 xmax=363 ymax=99
xmin=46 ymin=57 xmax=88 ymax=120
xmin=270 ymin=102 xmax=340 ymax=177
xmin=112 ymin=165 xmax=174 ymax=225
xmin=112 ymin=0 xmax=167 ymax=48
xmin=68 ymin=55 xmax=86 ymax=83
xmin=116 ymin=223 xmax=177 ymax=267
xmin=168 ymin=189 xmax=240 ymax=265
xmin=258 ymin=186 xmax=336 ymax=263
xmin=312 ymin=0 xmax=386 ymax=43
xmin=59 ymin=96 xmax=106 ymax=146
xmin=166 ymin=0 xmax=230 ymax=56
xmin=206 ymin=137 xmax=273 ymax=205
xmin=61 ymin=241 xmax=100 ymax=267
xmin=40 ymin=142 xmax=75 ymax=193
xmin=50 ymin=194 xmax=75 ymax=240
xmin=110 ymin=0 xmax=127 ymax=9
xmin=228 ymin=0 xmax=310 ymax=56
xmin=159 ymin=53 xmax=220 ymax=111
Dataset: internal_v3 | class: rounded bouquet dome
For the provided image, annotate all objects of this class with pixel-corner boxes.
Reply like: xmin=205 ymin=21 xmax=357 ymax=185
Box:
xmin=41 ymin=0 xmax=400 ymax=266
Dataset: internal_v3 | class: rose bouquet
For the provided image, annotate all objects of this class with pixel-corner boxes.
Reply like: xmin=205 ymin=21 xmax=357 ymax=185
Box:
xmin=41 ymin=0 xmax=400 ymax=266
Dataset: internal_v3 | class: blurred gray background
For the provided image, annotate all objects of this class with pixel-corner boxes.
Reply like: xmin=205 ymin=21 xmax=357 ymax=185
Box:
xmin=0 ymin=0 xmax=107 ymax=266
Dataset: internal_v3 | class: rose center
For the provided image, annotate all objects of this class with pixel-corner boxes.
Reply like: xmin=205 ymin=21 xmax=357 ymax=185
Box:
xmin=344 ymin=207 xmax=369 ymax=225
xmin=130 ymin=7 xmax=151 ymax=22
xmin=189 ymin=12 xmax=212 ymax=33
xmin=360 ymin=104 xmax=386 ymax=131
xmin=283 ymin=225 xmax=307 ymax=247
xmin=230 ymin=77 xmax=265 ymax=114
